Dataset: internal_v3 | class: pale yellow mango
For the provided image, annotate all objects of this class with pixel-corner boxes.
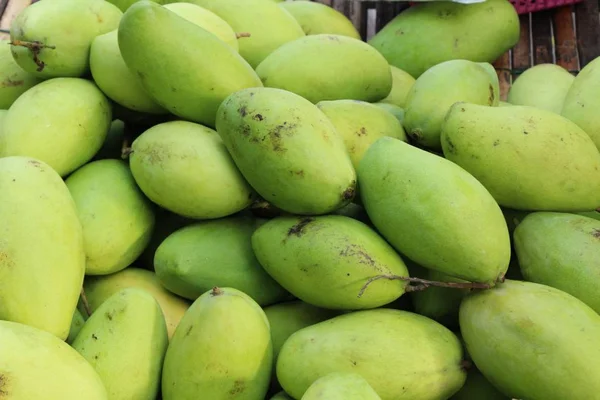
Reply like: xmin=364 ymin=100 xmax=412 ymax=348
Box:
xmin=378 ymin=66 xmax=416 ymax=108
xmin=279 ymin=1 xmax=360 ymax=39
xmin=508 ymin=64 xmax=574 ymax=113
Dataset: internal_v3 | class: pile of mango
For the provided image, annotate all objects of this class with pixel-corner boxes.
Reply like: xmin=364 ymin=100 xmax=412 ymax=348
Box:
xmin=1 ymin=0 xmax=600 ymax=398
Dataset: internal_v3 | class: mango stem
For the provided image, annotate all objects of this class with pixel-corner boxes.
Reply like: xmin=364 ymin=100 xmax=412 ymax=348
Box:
xmin=236 ymin=32 xmax=251 ymax=39
xmin=121 ymin=137 xmax=132 ymax=159
xmin=9 ymin=39 xmax=55 ymax=72
xmin=80 ymin=287 xmax=92 ymax=317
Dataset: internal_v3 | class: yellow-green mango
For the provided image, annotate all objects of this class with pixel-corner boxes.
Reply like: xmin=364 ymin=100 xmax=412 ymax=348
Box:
xmin=508 ymin=64 xmax=574 ymax=113
xmin=118 ymin=2 xmax=262 ymax=127
xmin=368 ymin=0 xmax=519 ymax=78
xmin=256 ymin=35 xmax=392 ymax=104
xmin=252 ymin=215 xmax=409 ymax=309
xmin=107 ymin=0 xmax=164 ymax=12
xmin=562 ymin=56 xmax=600 ymax=149
xmin=373 ymin=102 xmax=405 ymax=123
xmin=67 ymin=308 xmax=87 ymax=345
xmin=0 ymin=39 xmax=41 ymax=108
xmin=216 ymin=87 xmax=356 ymax=215
xmin=441 ymin=103 xmax=600 ymax=211
xmin=66 ymin=159 xmax=155 ymax=275
xmin=271 ymin=392 xmax=293 ymax=400
xmin=514 ymin=212 xmax=600 ymax=313
xmin=130 ymin=120 xmax=253 ymax=219
xmin=9 ymin=0 xmax=122 ymax=78
xmin=378 ymin=65 xmax=416 ymax=108
xmin=581 ymin=211 xmax=600 ymax=221
xmin=154 ymin=216 xmax=288 ymax=305
xmin=277 ymin=309 xmax=466 ymax=400
xmin=317 ymin=99 xmax=407 ymax=168
xmin=72 ymin=289 xmax=168 ymax=400
xmin=499 ymin=101 xmax=512 ymax=107
xmin=301 ymin=372 xmax=382 ymax=400
xmin=403 ymin=60 xmax=498 ymax=149
xmin=162 ymin=287 xmax=273 ymax=400
xmin=0 ymin=78 xmax=112 ymax=177
xmin=358 ymin=137 xmax=510 ymax=283
xmin=0 ymin=156 xmax=85 ymax=339
xmin=279 ymin=1 xmax=360 ymax=39
xmin=460 ymin=279 xmax=600 ymax=399
xmin=451 ymin=369 xmax=509 ymax=400
xmin=93 ymin=119 xmax=126 ymax=161
xmin=0 ymin=320 xmax=108 ymax=399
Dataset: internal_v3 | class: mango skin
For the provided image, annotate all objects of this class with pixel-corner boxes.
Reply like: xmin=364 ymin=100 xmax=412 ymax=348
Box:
xmin=118 ymin=1 xmax=262 ymax=127
xmin=93 ymin=119 xmax=126 ymax=161
xmin=162 ymin=287 xmax=273 ymax=400
xmin=451 ymin=369 xmax=508 ymax=400
xmin=358 ymin=137 xmax=510 ymax=283
xmin=368 ymin=0 xmax=519 ymax=78
xmin=277 ymin=309 xmax=466 ymax=400
xmin=0 ymin=39 xmax=41 ymax=108
xmin=301 ymin=372 xmax=382 ymax=400
xmin=0 ymin=78 xmax=112 ymax=177
xmin=508 ymin=64 xmax=574 ymax=113
xmin=107 ymin=0 xmax=164 ymax=12
xmin=373 ymin=102 xmax=404 ymax=123
xmin=460 ymin=279 xmax=600 ymax=400
xmin=271 ymin=392 xmax=293 ymax=400
xmin=67 ymin=309 xmax=87 ymax=345
xmin=216 ymin=87 xmax=356 ymax=215
xmin=256 ymin=34 xmax=392 ymax=104
xmin=72 ymin=289 xmax=168 ymax=400
xmin=0 ymin=320 xmax=108 ymax=399
xmin=441 ymin=103 xmax=600 ymax=211
xmin=279 ymin=1 xmax=360 ymax=39
xmin=0 ymin=156 xmax=85 ymax=340
xmin=378 ymin=65 xmax=415 ymax=108
xmin=581 ymin=211 xmax=600 ymax=221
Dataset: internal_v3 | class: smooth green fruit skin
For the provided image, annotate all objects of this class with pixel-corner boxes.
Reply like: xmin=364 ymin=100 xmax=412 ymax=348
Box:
xmin=499 ymin=101 xmax=512 ymax=107
xmin=108 ymin=0 xmax=164 ymax=12
xmin=581 ymin=211 xmax=600 ymax=221
xmin=562 ymin=56 xmax=600 ymax=149
xmin=301 ymin=372 xmax=382 ymax=400
xmin=441 ymin=103 xmax=600 ymax=211
xmin=0 ymin=320 xmax=108 ymax=399
xmin=358 ymin=137 xmax=510 ymax=283
xmin=0 ymin=39 xmax=41 ymax=108
xmin=154 ymin=217 xmax=288 ymax=305
xmin=271 ymin=392 xmax=293 ymax=400
xmin=460 ymin=279 xmax=600 ymax=400
xmin=118 ymin=1 xmax=262 ymax=127
xmin=403 ymin=60 xmax=498 ymax=149
xmin=514 ymin=212 xmax=600 ymax=313
xmin=508 ymin=64 xmax=574 ymax=113
xmin=130 ymin=120 xmax=253 ymax=219
xmin=0 ymin=156 xmax=85 ymax=340
xmin=279 ymin=1 xmax=360 ymax=39
xmin=256 ymin=34 xmax=392 ymax=104
xmin=162 ymin=287 xmax=273 ymax=400
xmin=216 ymin=87 xmax=356 ymax=215
xmin=373 ymin=102 xmax=405 ymax=124
xmin=451 ymin=369 xmax=509 ymax=400
xmin=368 ymin=0 xmax=519 ymax=78
xmin=66 ymin=159 xmax=155 ymax=275
xmin=277 ymin=309 xmax=466 ymax=400
xmin=0 ymin=78 xmax=112 ymax=177
xmin=67 ymin=309 xmax=87 ymax=345
xmin=378 ymin=65 xmax=416 ymax=108
xmin=10 ymin=0 xmax=122 ymax=78
xmin=72 ymin=289 xmax=168 ymax=400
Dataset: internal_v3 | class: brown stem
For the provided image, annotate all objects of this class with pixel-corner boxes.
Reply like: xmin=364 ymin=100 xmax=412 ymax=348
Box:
xmin=236 ymin=32 xmax=251 ymax=39
xmin=121 ymin=136 xmax=132 ymax=159
xmin=460 ymin=360 xmax=473 ymax=371
xmin=80 ymin=287 xmax=92 ymax=317
xmin=9 ymin=39 xmax=55 ymax=72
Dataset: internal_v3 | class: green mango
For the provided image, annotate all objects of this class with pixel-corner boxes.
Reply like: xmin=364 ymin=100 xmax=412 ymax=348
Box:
xmin=562 ymin=56 xmax=600 ymax=149
xmin=378 ymin=65 xmax=416 ymax=108
xmin=358 ymin=137 xmax=510 ymax=283
xmin=216 ymin=87 xmax=356 ymax=215
xmin=514 ymin=212 xmax=600 ymax=313
xmin=271 ymin=392 xmax=293 ymax=400
xmin=368 ymin=0 xmax=519 ymax=78
xmin=279 ymin=1 xmax=360 ymax=39
xmin=256 ymin=34 xmax=392 ymax=104
xmin=162 ymin=287 xmax=273 ymax=400
xmin=580 ymin=211 xmax=600 ymax=221
xmin=499 ymin=101 xmax=512 ymax=107
xmin=0 ymin=156 xmax=85 ymax=340
xmin=403 ymin=60 xmax=498 ymax=149
xmin=373 ymin=102 xmax=405 ymax=124
xmin=0 ymin=39 xmax=41 ymax=108
xmin=301 ymin=372 xmax=382 ymax=400
xmin=66 ymin=159 xmax=155 ymax=276
xmin=277 ymin=309 xmax=466 ymax=400
xmin=508 ymin=64 xmax=574 ymax=113
xmin=501 ymin=207 xmax=530 ymax=237
xmin=118 ymin=1 xmax=262 ymax=127
xmin=441 ymin=103 xmax=600 ymax=211
xmin=460 ymin=279 xmax=600 ymax=399
xmin=9 ymin=0 xmax=122 ymax=78
xmin=0 ymin=320 xmax=107 ymax=399
xmin=107 ymin=0 xmax=164 ymax=12
xmin=154 ymin=217 xmax=288 ymax=305
xmin=93 ymin=119 xmax=126 ymax=161
xmin=67 ymin=308 xmax=87 ymax=345
xmin=72 ymin=288 xmax=168 ymax=400
xmin=332 ymin=202 xmax=371 ymax=224
xmin=0 ymin=78 xmax=112 ymax=177
xmin=451 ymin=369 xmax=509 ymax=400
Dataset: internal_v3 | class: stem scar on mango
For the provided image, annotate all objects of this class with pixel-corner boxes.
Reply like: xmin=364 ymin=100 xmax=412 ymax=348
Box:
xmin=9 ymin=40 xmax=56 ymax=72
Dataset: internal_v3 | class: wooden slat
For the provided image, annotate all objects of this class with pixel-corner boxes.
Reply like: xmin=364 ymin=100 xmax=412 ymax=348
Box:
xmin=552 ymin=6 xmax=580 ymax=72
xmin=531 ymin=10 xmax=554 ymax=65
xmin=575 ymin=0 xmax=600 ymax=67
xmin=493 ymin=51 xmax=512 ymax=101
xmin=0 ymin=0 xmax=30 ymax=40
xmin=511 ymin=14 xmax=532 ymax=80
xmin=374 ymin=1 xmax=405 ymax=32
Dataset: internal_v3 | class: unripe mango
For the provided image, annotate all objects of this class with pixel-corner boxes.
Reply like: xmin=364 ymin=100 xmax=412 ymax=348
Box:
xmin=93 ymin=119 xmax=126 ymax=161
xmin=301 ymin=372 xmax=382 ymax=400
xmin=67 ymin=309 xmax=87 ymax=345
xmin=279 ymin=1 xmax=360 ymax=39
xmin=451 ymin=369 xmax=509 ymax=400
xmin=378 ymin=65 xmax=415 ymax=108
xmin=271 ymin=392 xmax=293 ymax=400
xmin=508 ymin=64 xmax=574 ymax=113
xmin=0 ymin=39 xmax=41 ymax=108
xmin=373 ymin=102 xmax=405 ymax=123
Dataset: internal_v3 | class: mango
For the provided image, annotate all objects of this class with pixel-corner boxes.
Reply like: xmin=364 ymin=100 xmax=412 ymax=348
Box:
xmin=9 ymin=0 xmax=122 ymax=78
xmin=82 ymin=267 xmax=190 ymax=339
xmin=130 ymin=120 xmax=253 ymax=219
xmin=368 ymin=0 xmax=519 ymax=78
xmin=358 ymin=137 xmax=510 ymax=283
xmin=301 ymin=372 xmax=382 ymax=400
xmin=373 ymin=102 xmax=405 ymax=123
xmin=0 ymin=78 xmax=112 ymax=177
xmin=118 ymin=1 xmax=262 ymax=127
xmin=162 ymin=287 xmax=272 ymax=400
xmin=378 ymin=66 xmax=416 ymax=108
xmin=451 ymin=369 xmax=509 ymax=400
xmin=508 ymin=64 xmax=574 ymax=113
xmin=441 ymin=103 xmax=600 ymax=211
xmin=154 ymin=216 xmax=288 ymax=305
xmin=72 ymin=289 xmax=168 ymax=400
xmin=277 ymin=309 xmax=466 ymax=400
xmin=66 ymin=159 xmax=155 ymax=275
xmin=332 ymin=202 xmax=371 ymax=224
xmin=107 ymin=0 xmax=164 ymax=12
xmin=317 ymin=99 xmax=407 ymax=168
xmin=93 ymin=119 xmax=126 ymax=161
xmin=279 ymin=1 xmax=360 ymax=39
xmin=403 ymin=60 xmax=498 ymax=149
xmin=562 ymin=56 xmax=600 ymax=149
xmin=271 ymin=392 xmax=293 ymax=400
xmin=0 ymin=156 xmax=85 ymax=339
xmin=67 ymin=309 xmax=87 ymax=345
xmin=216 ymin=87 xmax=356 ymax=215
xmin=0 ymin=39 xmax=41 ymax=108
xmin=0 ymin=320 xmax=108 ymax=399
xmin=499 ymin=101 xmax=512 ymax=107
xmin=460 ymin=279 xmax=600 ymax=399
xmin=581 ymin=211 xmax=600 ymax=221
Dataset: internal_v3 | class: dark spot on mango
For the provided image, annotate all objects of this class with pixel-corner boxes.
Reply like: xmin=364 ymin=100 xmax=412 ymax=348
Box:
xmin=239 ymin=106 xmax=247 ymax=117
xmin=28 ymin=160 xmax=41 ymax=168
xmin=105 ymin=311 xmax=113 ymax=321
xmin=592 ymin=229 xmax=600 ymax=239
xmin=351 ymin=360 xmax=357 ymax=366
xmin=357 ymin=127 xmax=367 ymax=136
xmin=523 ymin=130 xmax=529 ymax=135
xmin=493 ymin=139 xmax=500 ymax=146
xmin=288 ymin=218 xmax=315 ymax=237
xmin=229 ymin=380 xmax=246 ymax=395
xmin=342 ymin=186 xmax=355 ymax=201
xmin=1 ymin=79 xmax=23 ymax=88
xmin=186 ymin=325 xmax=193 ymax=336
xmin=253 ymin=113 xmax=264 ymax=121
xmin=488 ymin=84 xmax=495 ymax=105
xmin=408 ymin=128 xmax=423 ymax=142
xmin=92 ymin=334 xmax=98 ymax=340
xmin=445 ymin=137 xmax=456 ymax=154
xmin=0 ymin=373 xmax=8 ymax=396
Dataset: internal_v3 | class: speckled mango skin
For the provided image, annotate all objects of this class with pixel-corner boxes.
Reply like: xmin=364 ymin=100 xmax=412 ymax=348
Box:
xmin=301 ymin=372 xmax=382 ymax=400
